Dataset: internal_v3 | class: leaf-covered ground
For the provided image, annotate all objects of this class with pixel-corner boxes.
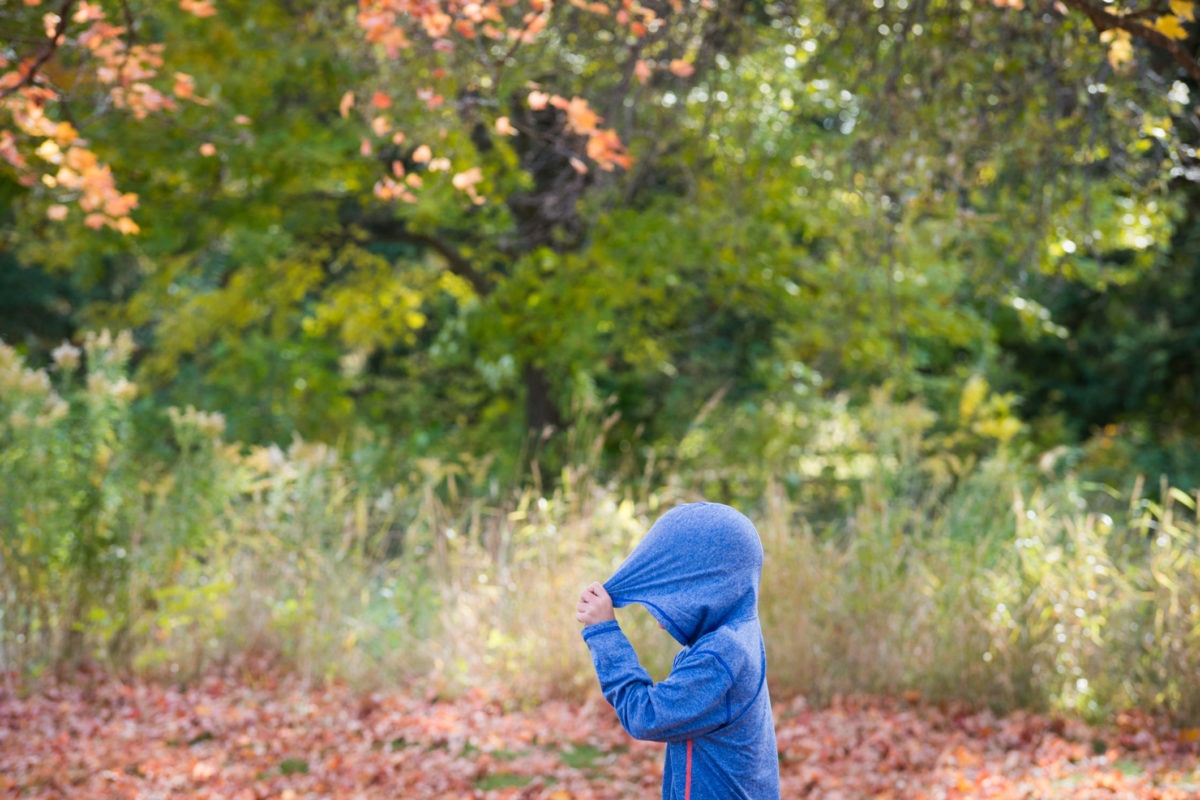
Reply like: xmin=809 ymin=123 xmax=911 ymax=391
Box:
xmin=3 ymin=674 xmax=1199 ymax=799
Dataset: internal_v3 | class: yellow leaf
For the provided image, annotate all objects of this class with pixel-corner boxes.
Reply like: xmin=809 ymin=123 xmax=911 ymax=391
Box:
xmin=1170 ymin=0 xmax=1195 ymax=22
xmin=35 ymin=139 xmax=62 ymax=164
xmin=959 ymin=374 xmax=988 ymax=421
xmin=1152 ymin=14 xmax=1188 ymax=40
xmin=53 ymin=121 xmax=78 ymax=145
xmin=1101 ymin=29 xmax=1134 ymax=70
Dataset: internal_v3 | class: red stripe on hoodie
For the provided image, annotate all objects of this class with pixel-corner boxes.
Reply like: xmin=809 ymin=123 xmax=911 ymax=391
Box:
xmin=685 ymin=739 xmax=693 ymax=799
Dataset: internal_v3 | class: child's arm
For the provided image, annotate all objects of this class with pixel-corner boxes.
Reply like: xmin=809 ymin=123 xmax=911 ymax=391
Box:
xmin=578 ymin=587 xmax=732 ymax=743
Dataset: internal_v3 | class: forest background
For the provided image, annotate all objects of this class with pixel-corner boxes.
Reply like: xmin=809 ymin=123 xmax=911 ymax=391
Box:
xmin=3 ymin=0 xmax=1200 ymax=731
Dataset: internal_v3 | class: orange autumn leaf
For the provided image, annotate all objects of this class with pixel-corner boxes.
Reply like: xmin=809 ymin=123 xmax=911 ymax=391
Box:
xmin=417 ymin=88 xmax=443 ymax=108
xmin=172 ymin=72 xmax=196 ymax=99
xmin=179 ymin=0 xmax=217 ymax=17
xmin=171 ymin=72 xmax=208 ymax=104
xmin=668 ymin=58 xmax=695 ymax=77
xmin=520 ymin=12 xmax=548 ymax=40
xmin=586 ymin=127 xmax=631 ymax=171
xmin=421 ymin=11 xmax=453 ymax=38
xmin=52 ymin=121 xmax=78 ymax=146
xmin=495 ymin=116 xmax=517 ymax=135
xmin=452 ymin=166 xmax=483 ymax=191
xmin=452 ymin=166 xmax=485 ymax=204
xmin=72 ymin=2 xmax=105 ymax=23
xmin=561 ymin=96 xmax=600 ymax=134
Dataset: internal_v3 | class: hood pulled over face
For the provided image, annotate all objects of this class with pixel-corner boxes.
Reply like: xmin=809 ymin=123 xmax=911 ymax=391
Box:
xmin=603 ymin=502 xmax=763 ymax=646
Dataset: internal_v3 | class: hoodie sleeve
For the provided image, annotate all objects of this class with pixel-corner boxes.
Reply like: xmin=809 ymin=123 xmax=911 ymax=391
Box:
xmin=582 ymin=620 xmax=733 ymax=743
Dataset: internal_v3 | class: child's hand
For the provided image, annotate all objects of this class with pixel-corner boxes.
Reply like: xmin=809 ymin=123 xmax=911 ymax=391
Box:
xmin=575 ymin=582 xmax=615 ymax=626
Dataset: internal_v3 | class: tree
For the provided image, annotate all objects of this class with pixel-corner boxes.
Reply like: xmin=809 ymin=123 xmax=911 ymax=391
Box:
xmin=5 ymin=0 xmax=1199 ymax=467
xmin=1 ymin=0 xmax=219 ymax=233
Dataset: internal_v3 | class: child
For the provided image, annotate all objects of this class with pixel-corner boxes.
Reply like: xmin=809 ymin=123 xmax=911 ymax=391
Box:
xmin=575 ymin=501 xmax=780 ymax=799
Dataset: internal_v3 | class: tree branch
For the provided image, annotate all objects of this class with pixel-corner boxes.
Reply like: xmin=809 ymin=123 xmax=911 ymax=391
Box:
xmin=1057 ymin=0 xmax=1200 ymax=84
xmin=0 ymin=0 xmax=77 ymax=102
xmin=356 ymin=212 xmax=494 ymax=296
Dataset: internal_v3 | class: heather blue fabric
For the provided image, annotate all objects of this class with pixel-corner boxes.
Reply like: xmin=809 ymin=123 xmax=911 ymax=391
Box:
xmin=581 ymin=502 xmax=780 ymax=800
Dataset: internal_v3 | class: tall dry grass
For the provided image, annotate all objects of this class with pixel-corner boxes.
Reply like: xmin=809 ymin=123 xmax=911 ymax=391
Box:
xmin=3 ymin=334 xmax=1200 ymax=724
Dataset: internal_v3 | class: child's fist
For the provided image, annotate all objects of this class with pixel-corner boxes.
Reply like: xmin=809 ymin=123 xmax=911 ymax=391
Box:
xmin=575 ymin=582 xmax=615 ymax=626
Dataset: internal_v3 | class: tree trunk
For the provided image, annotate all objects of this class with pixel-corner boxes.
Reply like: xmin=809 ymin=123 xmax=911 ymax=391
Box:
xmin=523 ymin=362 xmax=563 ymax=435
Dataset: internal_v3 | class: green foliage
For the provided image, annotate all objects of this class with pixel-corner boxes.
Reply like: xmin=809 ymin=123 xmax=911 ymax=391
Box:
xmin=3 ymin=0 xmax=1195 ymax=478
xmin=995 ymin=187 xmax=1200 ymax=491
xmin=0 ymin=332 xmax=229 ymax=673
xmin=11 ymin=0 xmax=379 ymax=444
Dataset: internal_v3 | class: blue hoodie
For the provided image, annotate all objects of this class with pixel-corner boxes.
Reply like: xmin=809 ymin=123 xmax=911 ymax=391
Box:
xmin=581 ymin=502 xmax=780 ymax=800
